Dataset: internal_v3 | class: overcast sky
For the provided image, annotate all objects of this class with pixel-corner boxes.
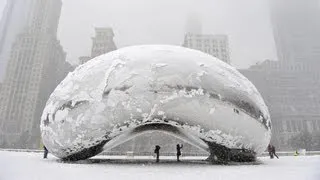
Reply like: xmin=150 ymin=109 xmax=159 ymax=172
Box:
xmin=0 ymin=0 xmax=278 ymax=68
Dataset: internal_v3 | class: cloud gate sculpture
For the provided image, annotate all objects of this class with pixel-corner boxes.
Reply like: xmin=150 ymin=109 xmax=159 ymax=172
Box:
xmin=41 ymin=45 xmax=271 ymax=162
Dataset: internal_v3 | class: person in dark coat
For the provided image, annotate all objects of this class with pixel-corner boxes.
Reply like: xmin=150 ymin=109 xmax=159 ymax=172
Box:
xmin=43 ymin=146 xmax=49 ymax=159
xmin=176 ymin=144 xmax=183 ymax=162
xmin=154 ymin=145 xmax=161 ymax=162
xmin=267 ymin=144 xmax=274 ymax=159
xmin=271 ymin=145 xmax=279 ymax=159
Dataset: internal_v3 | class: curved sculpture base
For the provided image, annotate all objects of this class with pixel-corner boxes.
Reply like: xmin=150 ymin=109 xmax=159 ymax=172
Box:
xmin=205 ymin=141 xmax=256 ymax=164
xmin=61 ymin=122 xmax=257 ymax=163
xmin=61 ymin=140 xmax=109 ymax=161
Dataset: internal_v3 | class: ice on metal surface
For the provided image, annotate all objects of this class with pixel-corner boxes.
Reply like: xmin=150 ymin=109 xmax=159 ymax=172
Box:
xmin=41 ymin=45 xmax=271 ymax=160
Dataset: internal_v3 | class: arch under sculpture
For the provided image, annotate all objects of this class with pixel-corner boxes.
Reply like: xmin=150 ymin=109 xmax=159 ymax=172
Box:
xmin=41 ymin=45 xmax=271 ymax=162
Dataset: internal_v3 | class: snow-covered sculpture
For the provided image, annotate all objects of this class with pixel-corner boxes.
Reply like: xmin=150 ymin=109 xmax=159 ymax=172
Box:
xmin=41 ymin=45 xmax=271 ymax=162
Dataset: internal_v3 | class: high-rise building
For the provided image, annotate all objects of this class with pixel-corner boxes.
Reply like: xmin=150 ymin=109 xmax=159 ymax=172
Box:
xmin=0 ymin=0 xmax=36 ymax=82
xmin=240 ymin=61 xmax=320 ymax=150
xmin=182 ymin=14 xmax=230 ymax=64
xmin=236 ymin=0 xmax=320 ymax=150
xmin=183 ymin=33 xmax=231 ymax=64
xmin=270 ymin=0 xmax=320 ymax=64
xmin=240 ymin=0 xmax=320 ymax=150
xmin=79 ymin=27 xmax=117 ymax=64
xmin=91 ymin=27 xmax=117 ymax=58
xmin=0 ymin=0 xmax=72 ymax=148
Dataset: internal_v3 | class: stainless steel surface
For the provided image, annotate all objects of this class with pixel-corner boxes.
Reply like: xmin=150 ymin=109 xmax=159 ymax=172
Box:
xmin=41 ymin=45 xmax=271 ymax=160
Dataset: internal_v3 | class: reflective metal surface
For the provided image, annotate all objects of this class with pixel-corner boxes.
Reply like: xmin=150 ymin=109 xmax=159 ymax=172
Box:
xmin=41 ymin=45 xmax=271 ymax=161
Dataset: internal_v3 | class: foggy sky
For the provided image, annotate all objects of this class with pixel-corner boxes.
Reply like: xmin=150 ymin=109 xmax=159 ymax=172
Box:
xmin=0 ymin=0 xmax=278 ymax=68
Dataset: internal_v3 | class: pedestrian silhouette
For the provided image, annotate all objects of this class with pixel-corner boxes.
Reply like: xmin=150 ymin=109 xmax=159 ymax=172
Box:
xmin=267 ymin=144 xmax=273 ymax=159
xmin=271 ymin=145 xmax=279 ymax=159
xmin=43 ymin=146 xmax=48 ymax=159
xmin=176 ymin=144 xmax=183 ymax=162
xmin=267 ymin=144 xmax=279 ymax=159
xmin=154 ymin=145 xmax=161 ymax=162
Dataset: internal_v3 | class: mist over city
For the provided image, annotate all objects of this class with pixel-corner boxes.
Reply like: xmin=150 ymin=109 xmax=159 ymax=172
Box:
xmin=0 ymin=0 xmax=319 ymax=180
xmin=0 ymin=0 xmax=278 ymax=68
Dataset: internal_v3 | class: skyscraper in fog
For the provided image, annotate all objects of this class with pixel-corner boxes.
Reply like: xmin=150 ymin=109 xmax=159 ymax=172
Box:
xmin=270 ymin=0 xmax=320 ymax=64
xmin=0 ymin=0 xmax=72 ymax=148
xmin=239 ymin=0 xmax=320 ymax=150
xmin=91 ymin=27 xmax=117 ymax=58
xmin=183 ymin=14 xmax=230 ymax=64
xmin=0 ymin=0 xmax=36 ymax=82
xmin=183 ymin=33 xmax=231 ymax=64
xmin=79 ymin=27 xmax=117 ymax=64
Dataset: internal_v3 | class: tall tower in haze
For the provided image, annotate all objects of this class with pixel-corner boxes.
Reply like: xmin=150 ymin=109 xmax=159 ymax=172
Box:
xmin=183 ymin=14 xmax=231 ymax=64
xmin=79 ymin=27 xmax=117 ymax=64
xmin=270 ymin=0 xmax=320 ymax=64
xmin=238 ymin=0 xmax=320 ymax=150
xmin=183 ymin=34 xmax=231 ymax=64
xmin=0 ymin=0 xmax=71 ymax=148
xmin=91 ymin=27 xmax=117 ymax=58
xmin=0 ymin=0 xmax=36 ymax=82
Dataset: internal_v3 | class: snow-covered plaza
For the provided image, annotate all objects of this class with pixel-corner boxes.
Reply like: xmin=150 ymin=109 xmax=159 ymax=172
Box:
xmin=0 ymin=151 xmax=319 ymax=180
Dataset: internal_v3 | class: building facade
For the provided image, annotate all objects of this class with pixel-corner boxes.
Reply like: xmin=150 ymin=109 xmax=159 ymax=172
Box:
xmin=270 ymin=0 xmax=320 ymax=64
xmin=0 ymin=0 xmax=72 ymax=149
xmin=79 ymin=27 xmax=117 ymax=64
xmin=91 ymin=27 xmax=117 ymax=58
xmin=183 ymin=33 xmax=231 ymax=64
xmin=235 ymin=0 xmax=320 ymax=150
xmin=240 ymin=61 xmax=320 ymax=150
xmin=0 ymin=0 xmax=37 ymax=82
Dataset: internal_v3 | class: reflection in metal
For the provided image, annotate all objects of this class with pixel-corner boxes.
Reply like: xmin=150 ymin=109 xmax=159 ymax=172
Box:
xmin=41 ymin=45 xmax=271 ymax=162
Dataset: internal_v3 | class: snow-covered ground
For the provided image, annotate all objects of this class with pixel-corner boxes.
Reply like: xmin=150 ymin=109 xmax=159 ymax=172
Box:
xmin=0 ymin=151 xmax=319 ymax=180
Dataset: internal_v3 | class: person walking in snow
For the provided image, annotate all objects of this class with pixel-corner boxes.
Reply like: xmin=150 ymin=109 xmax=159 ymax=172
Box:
xmin=271 ymin=145 xmax=279 ymax=159
xmin=267 ymin=144 xmax=274 ymax=159
xmin=43 ymin=146 xmax=49 ymax=159
xmin=154 ymin=145 xmax=161 ymax=163
xmin=176 ymin=144 xmax=183 ymax=162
